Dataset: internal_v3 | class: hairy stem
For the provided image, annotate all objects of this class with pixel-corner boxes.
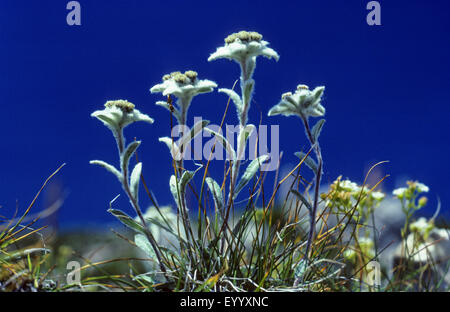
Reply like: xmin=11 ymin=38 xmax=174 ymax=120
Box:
xmin=299 ymin=116 xmax=323 ymax=276
xmin=114 ymin=127 xmax=168 ymax=275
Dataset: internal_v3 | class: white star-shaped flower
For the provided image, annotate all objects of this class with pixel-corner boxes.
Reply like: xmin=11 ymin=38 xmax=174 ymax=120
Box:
xmin=208 ymin=31 xmax=279 ymax=63
xmin=208 ymin=31 xmax=279 ymax=81
xmin=91 ymin=100 xmax=154 ymax=132
xmin=150 ymin=71 xmax=217 ymax=124
xmin=151 ymin=70 xmax=217 ymax=99
xmin=268 ymin=84 xmax=326 ymax=119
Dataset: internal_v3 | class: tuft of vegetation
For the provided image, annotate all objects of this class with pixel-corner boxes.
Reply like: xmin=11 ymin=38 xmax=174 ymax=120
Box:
xmin=0 ymin=165 xmax=64 ymax=292
xmin=4 ymin=30 xmax=446 ymax=293
xmin=87 ymin=30 xmax=449 ymax=292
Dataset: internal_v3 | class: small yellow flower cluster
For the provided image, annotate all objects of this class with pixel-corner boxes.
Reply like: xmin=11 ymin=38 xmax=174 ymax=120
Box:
xmin=322 ymin=176 xmax=385 ymax=221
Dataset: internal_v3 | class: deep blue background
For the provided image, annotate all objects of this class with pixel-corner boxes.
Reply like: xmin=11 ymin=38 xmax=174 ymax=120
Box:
xmin=0 ymin=0 xmax=449 ymax=226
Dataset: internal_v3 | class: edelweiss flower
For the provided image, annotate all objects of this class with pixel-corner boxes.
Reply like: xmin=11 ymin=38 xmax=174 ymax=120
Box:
xmin=150 ymin=70 xmax=217 ymax=124
xmin=268 ymin=85 xmax=325 ymax=119
xmin=208 ymin=30 xmax=279 ymax=62
xmin=91 ymin=100 xmax=154 ymax=132
xmin=208 ymin=31 xmax=279 ymax=80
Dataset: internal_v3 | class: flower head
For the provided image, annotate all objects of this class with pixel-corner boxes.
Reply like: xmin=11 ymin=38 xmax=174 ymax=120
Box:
xmin=339 ymin=179 xmax=360 ymax=192
xmin=208 ymin=31 xmax=279 ymax=80
xmin=150 ymin=70 xmax=217 ymax=124
xmin=208 ymin=31 xmax=279 ymax=63
xmin=91 ymin=100 xmax=154 ymax=132
xmin=393 ymin=181 xmax=429 ymax=200
xmin=407 ymin=181 xmax=429 ymax=193
xmin=268 ymin=84 xmax=325 ymax=119
xmin=151 ymin=70 xmax=216 ymax=99
xmin=392 ymin=187 xmax=408 ymax=199
xmin=410 ymin=217 xmax=434 ymax=239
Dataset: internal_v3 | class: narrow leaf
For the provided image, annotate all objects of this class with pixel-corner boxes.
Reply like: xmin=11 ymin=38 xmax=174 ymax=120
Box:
xmin=291 ymin=189 xmax=313 ymax=213
xmin=134 ymin=234 xmax=155 ymax=258
xmin=155 ymin=101 xmax=181 ymax=122
xmin=233 ymin=155 xmax=269 ymax=199
xmin=130 ymin=162 xmax=142 ymax=199
xmin=90 ymin=160 xmax=122 ymax=182
xmin=294 ymin=152 xmax=318 ymax=174
xmin=178 ymin=119 xmax=210 ymax=153
xmin=311 ymin=119 xmax=325 ymax=142
xmin=108 ymin=208 xmax=145 ymax=233
xmin=169 ymin=175 xmax=181 ymax=210
xmin=179 ymin=170 xmax=195 ymax=196
xmin=205 ymin=177 xmax=223 ymax=211
xmin=204 ymin=128 xmax=236 ymax=160
xmin=159 ymin=137 xmax=181 ymax=160
xmin=121 ymin=141 xmax=141 ymax=170
xmin=219 ymin=88 xmax=242 ymax=114
xmin=236 ymin=124 xmax=256 ymax=160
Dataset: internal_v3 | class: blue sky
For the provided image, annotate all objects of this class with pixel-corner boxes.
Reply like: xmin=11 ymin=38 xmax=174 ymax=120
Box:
xmin=0 ymin=0 xmax=449 ymax=225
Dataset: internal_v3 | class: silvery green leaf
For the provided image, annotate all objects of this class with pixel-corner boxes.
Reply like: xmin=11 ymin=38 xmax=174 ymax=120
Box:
xmin=204 ymin=128 xmax=236 ymax=160
xmin=134 ymin=234 xmax=155 ymax=258
xmin=294 ymin=152 xmax=318 ymax=174
xmin=179 ymin=166 xmax=202 ymax=196
xmin=108 ymin=208 xmax=145 ymax=234
xmin=205 ymin=177 xmax=223 ymax=211
xmin=169 ymin=175 xmax=181 ymax=209
xmin=312 ymin=86 xmax=325 ymax=101
xmin=267 ymin=97 xmax=297 ymax=117
xmin=233 ymin=155 xmax=269 ymax=199
xmin=131 ymin=109 xmax=154 ymax=125
xmin=291 ymin=189 xmax=313 ymax=214
xmin=178 ymin=119 xmax=210 ymax=151
xmin=169 ymin=167 xmax=202 ymax=211
xmin=179 ymin=170 xmax=195 ymax=196
xmin=130 ymin=162 xmax=142 ymax=199
xmin=121 ymin=141 xmax=141 ymax=171
xmin=89 ymin=160 xmax=122 ymax=182
xmin=218 ymin=88 xmax=242 ymax=114
xmin=236 ymin=124 xmax=255 ymax=160
xmin=159 ymin=137 xmax=181 ymax=160
xmin=91 ymin=111 xmax=118 ymax=129
xmin=311 ymin=119 xmax=325 ymax=142
xmin=155 ymin=100 xmax=181 ymax=122
xmin=267 ymin=103 xmax=289 ymax=116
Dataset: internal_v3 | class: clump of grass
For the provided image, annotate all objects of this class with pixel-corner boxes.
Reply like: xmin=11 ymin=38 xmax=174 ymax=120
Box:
xmin=0 ymin=164 xmax=64 ymax=292
xmin=89 ymin=30 xmax=449 ymax=292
